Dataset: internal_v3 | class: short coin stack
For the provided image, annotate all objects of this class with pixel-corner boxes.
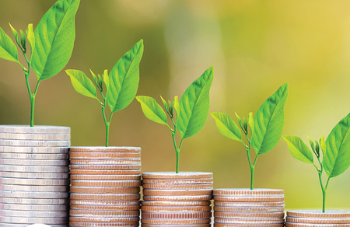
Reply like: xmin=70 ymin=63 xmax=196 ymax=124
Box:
xmin=286 ymin=210 xmax=350 ymax=226
xmin=141 ymin=172 xmax=213 ymax=226
xmin=213 ymin=189 xmax=285 ymax=227
xmin=0 ymin=125 xmax=71 ymax=226
xmin=69 ymin=146 xmax=141 ymax=227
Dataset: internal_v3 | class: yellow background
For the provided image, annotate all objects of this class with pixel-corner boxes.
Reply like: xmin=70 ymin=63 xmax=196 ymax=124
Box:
xmin=0 ymin=0 xmax=350 ymax=210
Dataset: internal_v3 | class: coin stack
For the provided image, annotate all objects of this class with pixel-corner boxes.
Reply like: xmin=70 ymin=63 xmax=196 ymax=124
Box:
xmin=69 ymin=146 xmax=141 ymax=227
xmin=213 ymin=189 xmax=285 ymax=226
xmin=286 ymin=210 xmax=350 ymax=226
xmin=0 ymin=125 xmax=71 ymax=226
xmin=141 ymin=172 xmax=213 ymax=226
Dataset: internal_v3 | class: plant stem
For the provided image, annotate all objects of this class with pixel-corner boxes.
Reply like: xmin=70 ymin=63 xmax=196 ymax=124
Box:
xmin=243 ymin=132 xmax=257 ymax=190
xmin=101 ymin=97 xmax=110 ymax=147
xmin=316 ymin=156 xmax=329 ymax=213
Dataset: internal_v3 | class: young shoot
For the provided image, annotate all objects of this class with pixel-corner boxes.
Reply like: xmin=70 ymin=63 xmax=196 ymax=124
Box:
xmin=137 ymin=66 xmax=214 ymax=173
xmin=211 ymin=83 xmax=288 ymax=190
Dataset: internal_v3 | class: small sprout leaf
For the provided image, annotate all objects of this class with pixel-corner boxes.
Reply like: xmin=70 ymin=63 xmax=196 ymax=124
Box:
xmin=103 ymin=69 xmax=109 ymax=90
xmin=320 ymin=136 xmax=326 ymax=155
xmin=248 ymin=112 xmax=254 ymax=132
xmin=235 ymin=112 xmax=243 ymax=130
xmin=66 ymin=69 xmax=98 ymax=100
xmin=26 ymin=24 xmax=35 ymax=52
xmin=0 ymin=27 xmax=19 ymax=62
xmin=315 ymin=140 xmax=320 ymax=157
xmin=98 ymin=74 xmax=103 ymax=90
xmin=211 ymin=112 xmax=242 ymax=142
xmin=20 ymin=29 xmax=26 ymax=52
xmin=90 ymin=69 xmax=99 ymax=88
xmin=168 ymin=100 xmax=173 ymax=117
xmin=307 ymin=136 xmax=315 ymax=152
xmin=283 ymin=135 xmax=314 ymax=164
xmin=9 ymin=24 xmax=20 ymax=48
xmin=173 ymin=96 xmax=180 ymax=116
xmin=136 ymin=96 xmax=168 ymax=126
xmin=243 ymin=117 xmax=248 ymax=134
xmin=160 ymin=95 xmax=168 ymax=111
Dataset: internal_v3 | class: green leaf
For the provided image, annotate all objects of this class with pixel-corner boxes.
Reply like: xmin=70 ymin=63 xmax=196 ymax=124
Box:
xmin=90 ymin=69 xmax=99 ymax=89
xmin=136 ymin=96 xmax=168 ymax=126
xmin=103 ymin=69 xmax=109 ymax=90
xmin=251 ymin=83 xmax=289 ymax=155
xmin=248 ymin=112 xmax=254 ymax=132
xmin=320 ymin=136 xmax=326 ymax=154
xmin=98 ymin=74 xmax=103 ymax=90
xmin=66 ymin=69 xmax=98 ymax=100
xmin=106 ymin=40 xmax=144 ymax=113
xmin=168 ymin=101 xmax=174 ymax=116
xmin=211 ymin=112 xmax=242 ymax=142
xmin=243 ymin=117 xmax=248 ymax=133
xmin=160 ymin=95 xmax=168 ymax=111
xmin=307 ymin=136 xmax=315 ymax=152
xmin=315 ymin=140 xmax=320 ymax=156
xmin=173 ymin=96 xmax=180 ymax=116
xmin=283 ymin=135 xmax=314 ymax=164
xmin=26 ymin=24 xmax=35 ymax=52
xmin=0 ymin=27 xmax=18 ymax=62
xmin=20 ymin=30 xmax=26 ymax=52
xmin=177 ymin=66 xmax=214 ymax=138
xmin=9 ymin=24 xmax=20 ymax=48
xmin=235 ymin=112 xmax=243 ymax=130
xmin=32 ymin=0 xmax=80 ymax=80
xmin=324 ymin=113 xmax=350 ymax=178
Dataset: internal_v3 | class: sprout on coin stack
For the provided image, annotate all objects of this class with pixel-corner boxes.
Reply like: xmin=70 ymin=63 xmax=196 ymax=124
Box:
xmin=211 ymin=84 xmax=288 ymax=227
xmin=66 ymin=41 xmax=144 ymax=227
xmin=283 ymin=113 xmax=350 ymax=225
xmin=137 ymin=67 xmax=214 ymax=226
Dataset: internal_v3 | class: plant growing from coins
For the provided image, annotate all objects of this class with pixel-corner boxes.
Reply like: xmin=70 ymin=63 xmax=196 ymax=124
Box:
xmin=136 ymin=67 xmax=214 ymax=173
xmin=283 ymin=113 xmax=350 ymax=213
xmin=66 ymin=40 xmax=144 ymax=147
xmin=211 ymin=83 xmax=288 ymax=190
xmin=0 ymin=0 xmax=80 ymax=127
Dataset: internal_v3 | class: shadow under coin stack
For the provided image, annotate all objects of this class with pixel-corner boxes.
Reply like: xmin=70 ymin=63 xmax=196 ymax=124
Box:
xmin=141 ymin=172 xmax=213 ymax=226
xmin=69 ymin=147 xmax=141 ymax=227
xmin=213 ymin=189 xmax=285 ymax=227
xmin=285 ymin=210 xmax=350 ymax=226
xmin=0 ymin=125 xmax=71 ymax=227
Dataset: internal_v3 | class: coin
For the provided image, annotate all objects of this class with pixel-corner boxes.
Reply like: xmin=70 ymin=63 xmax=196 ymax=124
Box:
xmin=70 ymin=186 xmax=140 ymax=194
xmin=70 ymin=200 xmax=140 ymax=206
xmin=142 ymin=211 xmax=212 ymax=219
xmin=0 ymin=153 xmax=68 ymax=160
xmin=0 ymin=139 xmax=70 ymax=147
xmin=70 ymin=204 xmax=140 ymax=211
xmin=214 ymin=211 xmax=284 ymax=218
xmin=69 ymin=221 xmax=140 ymax=226
xmin=0 ymin=165 xmax=68 ymax=172
xmin=143 ymin=189 xmax=213 ymax=196
xmin=0 ymin=184 xmax=68 ymax=192
xmin=0 ymin=133 xmax=70 ymax=141
xmin=70 ymin=152 xmax=140 ymax=159
xmin=70 ymin=193 xmax=140 ymax=201
xmin=141 ymin=218 xmax=211 ymax=224
xmin=70 ymin=159 xmax=141 ymax=165
xmin=0 ymin=216 xmax=68 ymax=224
xmin=0 ymin=204 xmax=68 ymax=211
xmin=286 ymin=217 xmax=350 ymax=224
xmin=0 ymin=178 xmax=69 ymax=186
xmin=142 ymin=225 xmax=211 ymax=227
xmin=70 ymin=209 xmax=139 ymax=217
xmin=141 ymin=201 xmax=211 ymax=207
xmin=215 ymin=224 xmax=283 ymax=227
xmin=142 ymin=172 xmax=213 ymax=179
xmin=214 ymin=201 xmax=285 ymax=207
xmin=0 ymin=197 xmax=68 ymax=205
xmin=214 ymin=206 xmax=284 ymax=213
xmin=71 ymin=180 xmax=141 ymax=187
xmin=70 ymin=164 xmax=141 ymax=170
xmin=70 ymin=174 xmax=140 ymax=180
xmin=70 ymin=169 xmax=141 ymax=175
xmin=0 ymin=125 xmax=70 ymax=134
xmin=70 ymin=146 xmax=141 ymax=153
xmin=214 ymin=217 xmax=284 ymax=224
xmin=143 ymin=195 xmax=212 ymax=201
xmin=213 ymin=188 xmax=284 ymax=196
xmin=69 ymin=216 xmax=139 ymax=222
xmin=141 ymin=205 xmax=211 ymax=212
xmin=0 ymin=146 xmax=69 ymax=154
xmin=0 ymin=190 xmax=69 ymax=199
xmin=142 ymin=178 xmax=213 ymax=184
xmin=0 ymin=159 xmax=68 ymax=166
xmin=0 ymin=171 xmax=69 ymax=179
xmin=0 ymin=209 xmax=68 ymax=218
xmin=287 ymin=210 xmax=350 ymax=218
xmin=213 ymin=195 xmax=284 ymax=202
xmin=0 ymin=224 xmax=67 ymax=227
xmin=142 ymin=183 xmax=213 ymax=190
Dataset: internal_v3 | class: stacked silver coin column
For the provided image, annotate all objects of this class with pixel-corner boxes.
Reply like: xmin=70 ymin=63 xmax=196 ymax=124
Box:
xmin=69 ymin=147 xmax=141 ymax=227
xmin=213 ymin=189 xmax=285 ymax=227
xmin=0 ymin=125 xmax=71 ymax=227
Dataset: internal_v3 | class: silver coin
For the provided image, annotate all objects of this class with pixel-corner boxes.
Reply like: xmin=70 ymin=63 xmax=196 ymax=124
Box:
xmin=0 ymin=224 xmax=67 ymax=227
xmin=0 ymin=190 xmax=69 ymax=199
xmin=0 ymin=197 xmax=68 ymax=205
xmin=0 ymin=209 xmax=68 ymax=218
xmin=0 ymin=159 xmax=68 ymax=166
xmin=0 ymin=171 xmax=69 ymax=179
xmin=0 ymin=178 xmax=69 ymax=186
xmin=0 ymin=139 xmax=70 ymax=147
xmin=0 ymin=125 xmax=70 ymax=134
xmin=0 ymin=165 xmax=69 ymax=172
xmin=0 ymin=204 xmax=68 ymax=211
xmin=0 ymin=216 xmax=68 ymax=224
xmin=0 ymin=184 xmax=68 ymax=192
xmin=0 ymin=153 xmax=68 ymax=160
xmin=0 ymin=133 xmax=70 ymax=141
xmin=0 ymin=146 xmax=69 ymax=154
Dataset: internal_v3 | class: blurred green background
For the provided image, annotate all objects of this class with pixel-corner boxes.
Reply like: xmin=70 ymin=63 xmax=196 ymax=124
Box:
xmin=1 ymin=0 xmax=350 ymax=210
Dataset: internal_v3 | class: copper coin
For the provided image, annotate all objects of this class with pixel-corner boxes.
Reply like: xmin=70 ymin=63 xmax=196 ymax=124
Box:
xmin=70 ymin=146 xmax=141 ymax=153
xmin=142 ymin=178 xmax=213 ymax=184
xmin=214 ymin=211 xmax=285 ymax=218
xmin=143 ymin=225 xmax=211 ymax=227
xmin=214 ymin=195 xmax=284 ymax=202
xmin=0 ymin=203 xmax=68 ymax=211
xmin=0 ymin=146 xmax=68 ymax=154
xmin=0 ymin=125 xmax=70 ymax=134
xmin=214 ymin=189 xmax=284 ymax=196
xmin=143 ymin=189 xmax=212 ymax=196
xmin=286 ymin=217 xmax=350 ymax=224
xmin=0 ymin=184 xmax=68 ymax=192
xmin=141 ymin=200 xmax=211 ymax=207
xmin=0 ymin=171 xmax=69 ymax=179
xmin=70 ymin=193 xmax=140 ymax=201
xmin=214 ymin=206 xmax=284 ymax=213
xmin=69 ymin=216 xmax=139 ymax=222
xmin=70 ymin=209 xmax=139 ymax=217
xmin=70 ymin=200 xmax=140 ymax=206
xmin=0 ymin=165 xmax=69 ymax=173
xmin=0 ymin=197 xmax=68 ymax=205
xmin=142 ymin=172 xmax=213 ymax=179
xmin=214 ymin=217 xmax=284 ymax=224
xmin=70 ymin=169 xmax=141 ymax=175
xmin=71 ymin=180 xmax=141 ymax=187
xmin=70 ymin=186 xmax=140 ymax=194
xmin=214 ymin=201 xmax=285 ymax=207
xmin=285 ymin=223 xmax=350 ymax=227
xmin=142 ymin=211 xmax=212 ymax=219
xmin=70 ymin=152 xmax=140 ymax=159
xmin=0 ymin=216 xmax=68 ymax=224
xmin=214 ymin=224 xmax=284 ymax=227
xmin=70 ymin=174 xmax=140 ymax=180
xmin=141 ymin=205 xmax=211 ymax=212
xmin=142 ymin=218 xmax=211 ymax=224
xmin=0 ymin=132 xmax=70 ymax=141
xmin=0 ymin=178 xmax=69 ymax=186
xmin=142 ymin=183 xmax=213 ymax=190
xmin=69 ymin=221 xmax=139 ymax=226
xmin=287 ymin=210 xmax=350 ymax=218
xmin=143 ymin=195 xmax=212 ymax=201
xmin=70 ymin=159 xmax=141 ymax=165
xmin=0 ymin=139 xmax=70 ymax=147
xmin=0 ymin=159 xmax=68 ymax=166
xmin=70 ymin=204 xmax=140 ymax=211
xmin=0 ymin=190 xmax=69 ymax=199
xmin=70 ymin=164 xmax=141 ymax=170
xmin=0 ymin=153 xmax=68 ymax=160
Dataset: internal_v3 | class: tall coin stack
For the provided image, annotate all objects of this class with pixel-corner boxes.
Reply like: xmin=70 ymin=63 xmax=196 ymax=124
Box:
xmin=69 ymin=146 xmax=141 ymax=227
xmin=0 ymin=125 xmax=71 ymax=226
xmin=213 ymin=189 xmax=285 ymax=227
xmin=286 ymin=210 xmax=350 ymax=226
xmin=141 ymin=172 xmax=213 ymax=226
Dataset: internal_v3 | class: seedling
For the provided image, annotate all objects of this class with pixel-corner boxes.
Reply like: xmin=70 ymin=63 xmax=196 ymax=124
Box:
xmin=211 ymin=83 xmax=288 ymax=190
xmin=136 ymin=66 xmax=214 ymax=173
xmin=66 ymin=40 xmax=144 ymax=147
xmin=283 ymin=113 xmax=350 ymax=213
xmin=0 ymin=0 xmax=80 ymax=126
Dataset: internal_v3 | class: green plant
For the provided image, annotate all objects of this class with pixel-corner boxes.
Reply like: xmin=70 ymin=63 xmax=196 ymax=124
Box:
xmin=283 ymin=113 xmax=350 ymax=213
xmin=0 ymin=0 xmax=80 ymax=126
xmin=211 ymin=83 xmax=288 ymax=190
xmin=136 ymin=66 xmax=214 ymax=173
xmin=66 ymin=40 xmax=144 ymax=147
